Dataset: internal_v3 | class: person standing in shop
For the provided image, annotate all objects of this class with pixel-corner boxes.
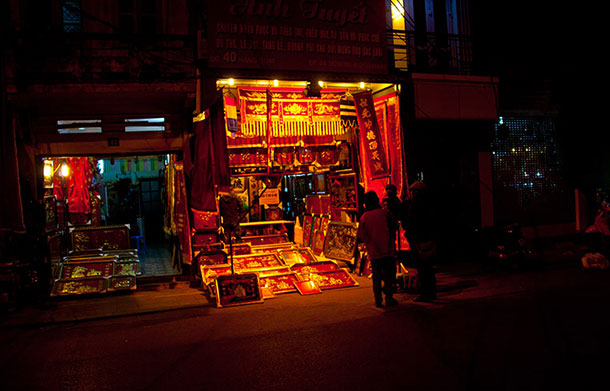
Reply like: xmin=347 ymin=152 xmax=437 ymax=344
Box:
xmin=219 ymin=187 xmax=244 ymax=244
xmin=402 ymin=181 xmax=438 ymax=302
xmin=357 ymin=190 xmax=399 ymax=308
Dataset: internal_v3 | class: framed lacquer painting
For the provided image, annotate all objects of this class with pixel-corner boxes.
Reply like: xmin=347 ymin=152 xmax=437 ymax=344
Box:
xmin=215 ymin=273 xmax=264 ymax=308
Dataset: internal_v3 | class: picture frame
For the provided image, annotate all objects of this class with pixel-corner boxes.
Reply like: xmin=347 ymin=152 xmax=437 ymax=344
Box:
xmin=261 ymin=286 xmax=276 ymax=299
xmin=200 ymin=263 xmax=233 ymax=285
xmin=311 ymin=230 xmax=326 ymax=256
xmin=255 ymin=266 xmax=292 ymax=276
xmin=302 ymin=214 xmax=314 ymax=247
xmin=297 ymin=248 xmax=317 ymax=263
xmin=322 ymin=221 xmax=359 ymax=263
xmin=294 ymin=280 xmax=323 ymax=295
xmin=290 ymin=260 xmax=340 ymax=274
xmin=320 ymin=215 xmax=331 ymax=233
xmin=258 ymin=272 xmax=300 ymax=294
xmin=215 ymin=273 xmax=264 ymax=308
xmin=195 ymin=250 xmax=228 ymax=266
xmin=231 ymin=242 xmax=253 ymax=255
xmin=58 ymin=261 xmax=115 ymax=280
xmin=50 ymin=278 xmax=107 ymax=296
xmin=113 ymin=261 xmax=139 ymax=277
xmin=278 ymin=249 xmax=304 ymax=266
xmin=70 ymin=224 xmax=131 ymax=252
xmin=231 ymin=252 xmax=285 ymax=271
xmin=107 ymin=276 xmax=137 ymax=292
xmin=308 ymin=269 xmax=359 ymax=290
xmin=328 ymin=173 xmax=358 ymax=211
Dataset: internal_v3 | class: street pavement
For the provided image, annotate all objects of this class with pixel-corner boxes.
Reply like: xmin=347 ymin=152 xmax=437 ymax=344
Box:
xmin=2 ymin=240 xmax=610 ymax=391
xmin=0 ymin=239 xmax=593 ymax=328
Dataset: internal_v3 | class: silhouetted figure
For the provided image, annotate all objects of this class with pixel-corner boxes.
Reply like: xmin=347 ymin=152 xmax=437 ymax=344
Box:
xmin=219 ymin=188 xmax=244 ymax=243
xmin=403 ymin=181 xmax=437 ymax=302
xmin=357 ymin=191 xmax=399 ymax=308
xmin=383 ymin=184 xmax=403 ymax=224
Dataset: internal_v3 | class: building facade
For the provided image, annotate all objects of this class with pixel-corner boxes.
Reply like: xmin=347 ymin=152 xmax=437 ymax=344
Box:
xmin=1 ymin=0 xmax=505 ymax=288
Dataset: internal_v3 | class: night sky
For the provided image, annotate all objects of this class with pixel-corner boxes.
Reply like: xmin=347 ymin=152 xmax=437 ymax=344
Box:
xmin=470 ymin=0 xmax=603 ymax=191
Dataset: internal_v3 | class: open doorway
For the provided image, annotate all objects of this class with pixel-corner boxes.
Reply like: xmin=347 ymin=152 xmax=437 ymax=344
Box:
xmin=42 ymin=154 xmax=179 ymax=278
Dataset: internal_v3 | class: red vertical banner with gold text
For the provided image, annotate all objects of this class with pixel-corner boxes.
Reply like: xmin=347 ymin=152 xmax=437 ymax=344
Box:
xmin=353 ymin=91 xmax=389 ymax=179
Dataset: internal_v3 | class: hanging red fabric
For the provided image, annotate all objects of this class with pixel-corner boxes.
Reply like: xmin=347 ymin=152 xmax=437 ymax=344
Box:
xmin=66 ymin=157 xmax=92 ymax=214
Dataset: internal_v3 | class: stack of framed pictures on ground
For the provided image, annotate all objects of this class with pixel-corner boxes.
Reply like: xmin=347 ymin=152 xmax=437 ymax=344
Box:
xmin=199 ymin=244 xmax=359 ymax=308
xmin=50 ymin=251 xmax=139 ymax=296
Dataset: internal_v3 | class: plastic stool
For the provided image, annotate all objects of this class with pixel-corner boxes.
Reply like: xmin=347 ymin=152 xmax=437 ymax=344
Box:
xmin=131 ymin=235 xmax=147 ymax=255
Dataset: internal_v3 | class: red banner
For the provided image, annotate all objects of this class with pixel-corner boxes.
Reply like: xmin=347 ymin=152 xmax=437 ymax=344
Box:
xmin=353 ymin=91 xmax=389 ymax=179
xmin=234 ymin=87 xmax=346 ymax=147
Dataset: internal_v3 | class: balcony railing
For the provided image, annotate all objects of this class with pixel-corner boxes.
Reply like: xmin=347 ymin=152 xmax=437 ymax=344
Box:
xmin=388 ymin=30 xmax=473 ymax=74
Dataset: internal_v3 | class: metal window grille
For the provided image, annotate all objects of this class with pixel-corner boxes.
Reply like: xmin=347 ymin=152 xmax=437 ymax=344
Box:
xmin=491 ymin=117 xmax=572 ymax=224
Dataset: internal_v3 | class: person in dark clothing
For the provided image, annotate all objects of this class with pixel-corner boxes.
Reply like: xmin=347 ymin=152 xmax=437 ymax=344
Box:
xmin=383 ymin=183 xmax=403 ymax=251
xmin=219 ymin=188 xmax=244 ymax=243
xmin=383 ymin=184 xmax=403 ymax=223
xmin=402 ymin=181 xmax=437 ymax=302
xmin=357 ymin=191 xmax=399 ymax=308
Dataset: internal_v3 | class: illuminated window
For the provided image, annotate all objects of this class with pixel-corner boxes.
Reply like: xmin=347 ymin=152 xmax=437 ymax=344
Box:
xmin=386 ymin=0 xmax=410 ymax=70
xmin=57 ymin=119 xmax=102 ymax=134
xmin=125 ymin=117 xmax=165 ymax=132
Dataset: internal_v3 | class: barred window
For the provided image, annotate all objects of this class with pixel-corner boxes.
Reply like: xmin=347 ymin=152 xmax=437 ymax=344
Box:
xmin=491 ymin=117 xmax=572 ymax=225
xmin=62 ymin=0 xmax=81 ymax=33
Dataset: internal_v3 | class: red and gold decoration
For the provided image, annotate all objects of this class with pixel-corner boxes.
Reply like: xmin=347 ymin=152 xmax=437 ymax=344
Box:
xmin=258 ymin=272 xmax=300 ymax=294
xmin=70 ymin=225 xmax=130 ymax=252
xmin=353 ymin=91 xmax=389 ymax=180
xmin=278 ymin=248 xmax=317 ymax=265
xmin=51 ymin=279 xmax=107 ymax=296
xmin=291 ymin=261 xmax=340 ymax=274
xmin=302 ymin=269 xmax=359 ymax=290
xmin=234 ymin=87 xmax=347 ymax=147
xmin=58 ymin=261 xmax=114 ymax=280
xmin=294 ymin=280 xmax=322 ymax=295
xmin=215 ymin=273 xmax=264 ymax=308
xmin=107 ymin=276 xmax=137 ymax=291
xmin=191 ymin=209 xmax=219 ymax=230
xmin=231 ymin=253 xmax=285 ymax=271
xmin=66 ymin=157 xmax=94 ymax=214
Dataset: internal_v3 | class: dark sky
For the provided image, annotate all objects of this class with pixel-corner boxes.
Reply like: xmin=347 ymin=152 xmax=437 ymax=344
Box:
xmin=469 ymin=0 xmax=584 ymax=76
xmin=469 ymin=0 xmax=602 ymax=188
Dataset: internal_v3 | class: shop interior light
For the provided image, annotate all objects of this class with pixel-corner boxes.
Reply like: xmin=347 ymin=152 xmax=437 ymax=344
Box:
xmin=273 ymin=79 xmax=279 ymax=87
xmin=318 ymin=81 xmax=324 ymax=88
xmin=43 ymin=160 xmax=53 ymax=179
xmin=60 ymin=162 xmax=70 ymax=177
xmin=228 ymin=78 xmax=234 ymax=86
xmin=360 ymin=82 xmax=365 ymax=89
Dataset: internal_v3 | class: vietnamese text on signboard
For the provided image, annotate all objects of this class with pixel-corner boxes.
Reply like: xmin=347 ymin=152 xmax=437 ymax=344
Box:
xmin=259 ymin=188 xmax=280 ymax=205
xmin=206 ymin=0 xmax=388 ymax=74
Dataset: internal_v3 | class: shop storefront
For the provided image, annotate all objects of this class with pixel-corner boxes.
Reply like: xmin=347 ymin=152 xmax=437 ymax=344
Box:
xmin=188 ymin=78 xmax=409 ymax=306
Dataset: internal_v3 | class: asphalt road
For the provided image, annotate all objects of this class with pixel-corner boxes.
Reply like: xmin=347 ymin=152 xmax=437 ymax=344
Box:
xmin=2 ymin=264 xmax=610 ymax=391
